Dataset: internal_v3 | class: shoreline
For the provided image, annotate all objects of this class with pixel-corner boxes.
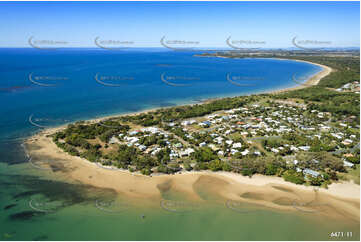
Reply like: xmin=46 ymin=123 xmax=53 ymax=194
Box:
xmin=267 ymin=59 xmax=332 ymax=94
xmin=25 ymin=132 xmax=359 ymax=221
xmin=23 ymin=57 xmax=359 ymax=218
xmin=25 ymin=58 xmax=332 ymax=135
xmin=25 ymin=129 xmax=360 ymax=200
xmin=195 ymin=55 xmax=332 ymax=94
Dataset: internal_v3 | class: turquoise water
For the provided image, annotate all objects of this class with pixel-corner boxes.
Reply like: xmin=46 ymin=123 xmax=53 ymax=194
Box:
xmin=2 ymin=49 xmax=358 ymax=241
xmin=0 ymin=161 xmax=359 ymax=241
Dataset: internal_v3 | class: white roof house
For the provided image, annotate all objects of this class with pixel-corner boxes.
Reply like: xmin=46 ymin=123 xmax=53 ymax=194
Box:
xmin=342 ymin=83 xmax=351 ymax=89
xmin=181 ymin=120 xmax=196 ymax=126
xmin=168 ymin=122 xmax=176 ymax=127
xmin=303 ymin=169 xmax=321 ymax=178
xmin=185 ymin=134 xmax=193 ymax=139
xmin=125 ymin=136 xmax=139 ymax=144
xmin=271 ymin=148 xmax=279 ymax=153
xmin=343 ymin=160 xmax=354 ymax=168
xmin=230 ymin=149 xmax=238 ymax=155
xmin=129 ymin=130 xmax=139 ymax=136
xmin=185 ymin=147 xmax=195 ymax=154
xmin=331 ymin=133 xmax=343 ymax=139
xmin=298 ymin=146 xmax=310 ymax=151
xmin=180 ymin=148 xmax=195 ymax=157
xmin=225 ymin=140 xmax=233 ymax=145
xmin=141 ymin=127 xmax=159 ymax=133
xmin=241 ymin=149 xmax=249 ymax=156
xmin=151 ymin=148 xmax=162 ymax=155
xmin=214 ymin=136 xmax=224 ymax=144
xmin=199 ymin=122 xmax=209 ymax=127
xmin=199 ymin=142 xmax=207 ymax=147
xmin=109 ymin=136 xmax=120 ymax=144
xmin=232 ymin=143 xmax=242 ymax=149
xmin=254 ymin=151 xmax=261 ymax=156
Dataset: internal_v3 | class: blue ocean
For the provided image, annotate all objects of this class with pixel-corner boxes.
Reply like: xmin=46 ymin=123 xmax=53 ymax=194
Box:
xmin=0 ymin=48 xmax=321 ymax=146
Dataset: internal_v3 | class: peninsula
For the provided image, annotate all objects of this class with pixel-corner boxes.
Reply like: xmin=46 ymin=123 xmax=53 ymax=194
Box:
xmin=25 ymin=54 xmax=360 ymax=219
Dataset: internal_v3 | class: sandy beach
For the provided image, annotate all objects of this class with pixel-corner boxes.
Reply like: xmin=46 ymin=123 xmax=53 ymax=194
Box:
xmin=26 ymin=128 xmax=360 ymax=200
xmin=270 ymin=61 xmax=332 ymax=93
xmin=195 ymin=56 xmax=333 ymax=94
xmin=25 ymin=132 xmax=360 ymax=221
xmin=23 ymin=59 xmax=359 ymax=221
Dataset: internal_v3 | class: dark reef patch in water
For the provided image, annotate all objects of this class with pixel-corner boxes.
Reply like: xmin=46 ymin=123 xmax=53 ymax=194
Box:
xmin=3 ymin=203 xmax=17 ymax=210
xmin=13 ymin=190 xmax=40 ymax=199
xmin=28 ymin=152 xmax=71 ymax=172
xmin=9 ymin=210 xmax=45 ymax=221
xmin=0 ymin=141 xmax=29 ymax=165
xmin=1 ymin=173 xmax=118 ymax=216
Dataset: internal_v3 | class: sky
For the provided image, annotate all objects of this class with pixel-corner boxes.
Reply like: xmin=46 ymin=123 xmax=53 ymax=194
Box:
xmin=0 ymin=1 xmax=359 ymax=48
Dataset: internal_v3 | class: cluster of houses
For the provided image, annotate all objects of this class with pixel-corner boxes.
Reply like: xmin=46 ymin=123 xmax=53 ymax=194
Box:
xmin=105 ymin=100 xmax=358 ymax=177
xmin=335 ymin=81 xmax=360 ymax=93
xmin=109 ymin=126 xmax=195 ymax=159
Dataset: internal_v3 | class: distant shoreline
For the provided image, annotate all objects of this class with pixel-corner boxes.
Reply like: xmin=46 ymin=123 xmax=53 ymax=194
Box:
xmin=196 ymin=55 xmax=332 ymax=94
xmin=76 ymin=58 xmax=332 ymax=126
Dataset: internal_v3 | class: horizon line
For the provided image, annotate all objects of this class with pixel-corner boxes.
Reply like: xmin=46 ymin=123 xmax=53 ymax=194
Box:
xmin=0 ymin=46 xmax=359 ymax=49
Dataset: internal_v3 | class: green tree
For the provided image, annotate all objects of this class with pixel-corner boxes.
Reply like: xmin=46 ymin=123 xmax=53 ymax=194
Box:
xmin=282 ymin=170 xmax=305 ymax=184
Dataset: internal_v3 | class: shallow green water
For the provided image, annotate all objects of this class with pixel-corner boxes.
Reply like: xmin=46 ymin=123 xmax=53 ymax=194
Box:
xmin=0 ymin=162 xmax=359 ymax=241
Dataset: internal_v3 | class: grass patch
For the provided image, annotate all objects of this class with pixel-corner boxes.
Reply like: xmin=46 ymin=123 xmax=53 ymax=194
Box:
xmin=338 ymin=164 xmax=360 ymax=185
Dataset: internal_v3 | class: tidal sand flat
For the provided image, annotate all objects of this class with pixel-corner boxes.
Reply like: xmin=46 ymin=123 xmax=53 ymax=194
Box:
xmin=25 ymin=131 xmax=360 ymax=223
xmin=0 ymin=133 xmax=355 ymax=241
